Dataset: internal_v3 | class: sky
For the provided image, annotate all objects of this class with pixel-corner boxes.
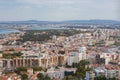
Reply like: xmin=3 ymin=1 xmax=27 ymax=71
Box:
xmin=0 ymin=0 xmax=119 ymax=21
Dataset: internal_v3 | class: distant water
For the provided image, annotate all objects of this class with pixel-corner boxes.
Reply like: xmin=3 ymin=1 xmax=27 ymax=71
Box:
xmin=0 ymin=28 xmax=20 ymax=34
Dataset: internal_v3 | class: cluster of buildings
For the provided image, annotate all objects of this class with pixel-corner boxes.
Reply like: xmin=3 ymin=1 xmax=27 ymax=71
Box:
xmin=0 ymin=28 xmax=119 ymax=80
xmin=86 ymin=65 xmax=120 ymax=80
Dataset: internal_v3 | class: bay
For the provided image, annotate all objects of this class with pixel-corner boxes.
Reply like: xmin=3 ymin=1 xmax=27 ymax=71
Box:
xmin=0 ymin=28 xmax=20 ymax=34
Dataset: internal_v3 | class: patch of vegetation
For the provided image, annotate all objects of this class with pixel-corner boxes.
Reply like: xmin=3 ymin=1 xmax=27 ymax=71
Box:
xmin=37 ymin=73 xmax=51 ymax=80
xmin=114 ymin=41 xmax=120 ymax=46
xmin=74 ymin=60 xmax=90 ymax=79
xmin=94 ymin=76 xmax=118 ymax=80
xmin=58 ymin=50 xmax=65 ymax=54
xmin=3 ymin=52 xmax=22 ymax=59
xmin=64 ymin=75 xmax=80 ymax=80
xmin=65 ymin=60 xmax=90 ymax=79
xmin=21 ymin=73 xmax=28 ymax=80
xmin=33 ymin=67 xmax=42 ymax=71
xmin=19 ymin=29 xmax=90 ymax=42
xmin=15 ymin=67 xmax=27 ymax=74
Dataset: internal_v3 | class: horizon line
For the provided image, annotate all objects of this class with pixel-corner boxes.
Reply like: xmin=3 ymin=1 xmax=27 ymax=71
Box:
xmin=0 ymin=19 xmax=120 ymax=22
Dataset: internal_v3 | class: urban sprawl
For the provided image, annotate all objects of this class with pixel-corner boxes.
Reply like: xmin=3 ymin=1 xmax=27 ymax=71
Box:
xmin=0 ymin=23 xmax=120 ymax=80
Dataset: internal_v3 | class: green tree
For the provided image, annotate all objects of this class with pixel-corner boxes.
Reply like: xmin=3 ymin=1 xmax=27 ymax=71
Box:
xmin=65 ymin=75 xmax=80 ymax=80
xmin=44 ymin=75 xmax=51 ymax=80
xmin=75 ymin=66 xmax=86 ymax=78
xmin=3 ymin=52 xmax=22 ymax=59
xmin=72 ymin=63 xmax=78 ymax=68
xmin=94 ymin=76 xmax=107 ymax=80
xmin=110 ymin=77 xmax=118 ymax=80
xmin=33 ymin=67 xmax=42 ymax=71
xmin=58 ymin=51 xmax=65 ymax=54
xmin=37 ymin=73 xmax=44 ymax=80
xmin=74 ymin=60 xmax=90 ymax=79
xmin=15 ymin=67 xmax=27 ymax=74
xmin=21 ymin=74 xmax=28 ymax=80
xmin=66 ymin=75 xmax=74 ymax=80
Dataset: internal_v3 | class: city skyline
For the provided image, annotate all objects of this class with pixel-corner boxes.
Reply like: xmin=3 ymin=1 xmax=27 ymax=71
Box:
xmin=0 ymin=0 xmax=119 ymax=21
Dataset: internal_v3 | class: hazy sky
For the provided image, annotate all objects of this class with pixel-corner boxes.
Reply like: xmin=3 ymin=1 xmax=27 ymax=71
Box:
xmin=0 ymin=0 xmax=119 ymax=21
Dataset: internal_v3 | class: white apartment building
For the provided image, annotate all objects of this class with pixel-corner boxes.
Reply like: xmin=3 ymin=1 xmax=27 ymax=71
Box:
xmin=66 ymin=47 xmax=87 ymax=66
xmin=46 ymin=67 xmax=76 ymax=80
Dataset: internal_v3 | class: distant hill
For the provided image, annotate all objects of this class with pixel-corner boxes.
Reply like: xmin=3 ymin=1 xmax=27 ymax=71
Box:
xmin=0 ymin=20 xmax=120 ymax=24
xmin=61 ymin=20 xmax=120 ymax=24
xmin=0 ymin=20 xmax=50 ymax=24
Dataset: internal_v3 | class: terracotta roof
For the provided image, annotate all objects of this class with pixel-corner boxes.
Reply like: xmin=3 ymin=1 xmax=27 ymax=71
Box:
xmin=0 ymin=76 xmax=7 ymax=80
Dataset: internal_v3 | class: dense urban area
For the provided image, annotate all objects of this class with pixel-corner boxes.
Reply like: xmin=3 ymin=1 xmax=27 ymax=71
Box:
xmin=0 ymin=23 xmax=120 ymax=80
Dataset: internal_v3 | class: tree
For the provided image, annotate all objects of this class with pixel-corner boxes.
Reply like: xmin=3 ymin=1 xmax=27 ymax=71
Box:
xmin=66 ymin=75 xmax=74 ymax=80
xmin=15 ymin=67 xmax=27 ymax=74
xmin=3 ymin=52 xmax=22 ymax=59
xmin=72 ymin=63 xmax=78 ymax=68
xmin=33 ymin=67 xmax=42 ymax=71
xmin=55 ymin=66 xmax=59 ymax=69
xmin=9 ymin=48 xmax=15 ymax=51
xmin=44 ymin=75 xmax=51 ymax=80
xmin=37 ymin=73 xmax=44 ymax=80
xmin=94 ymin=76 xmax=107 ymax=80
xmin=65 ymin=75 xmax=79 ymax=80
xmin=110 ymin=77 xmax=118 ymax=80
xmin=74 ymin=60 xmax=90 ymax=79
xmin=75 ymin=66 xmax=86 ymax=79
xmin=21 ymin=74 xmax=28 ymax=80
xmin=58 ymin=51 xmax=65 ymax=54
xmin=79 ymin=60 xmax=88 ymax=67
